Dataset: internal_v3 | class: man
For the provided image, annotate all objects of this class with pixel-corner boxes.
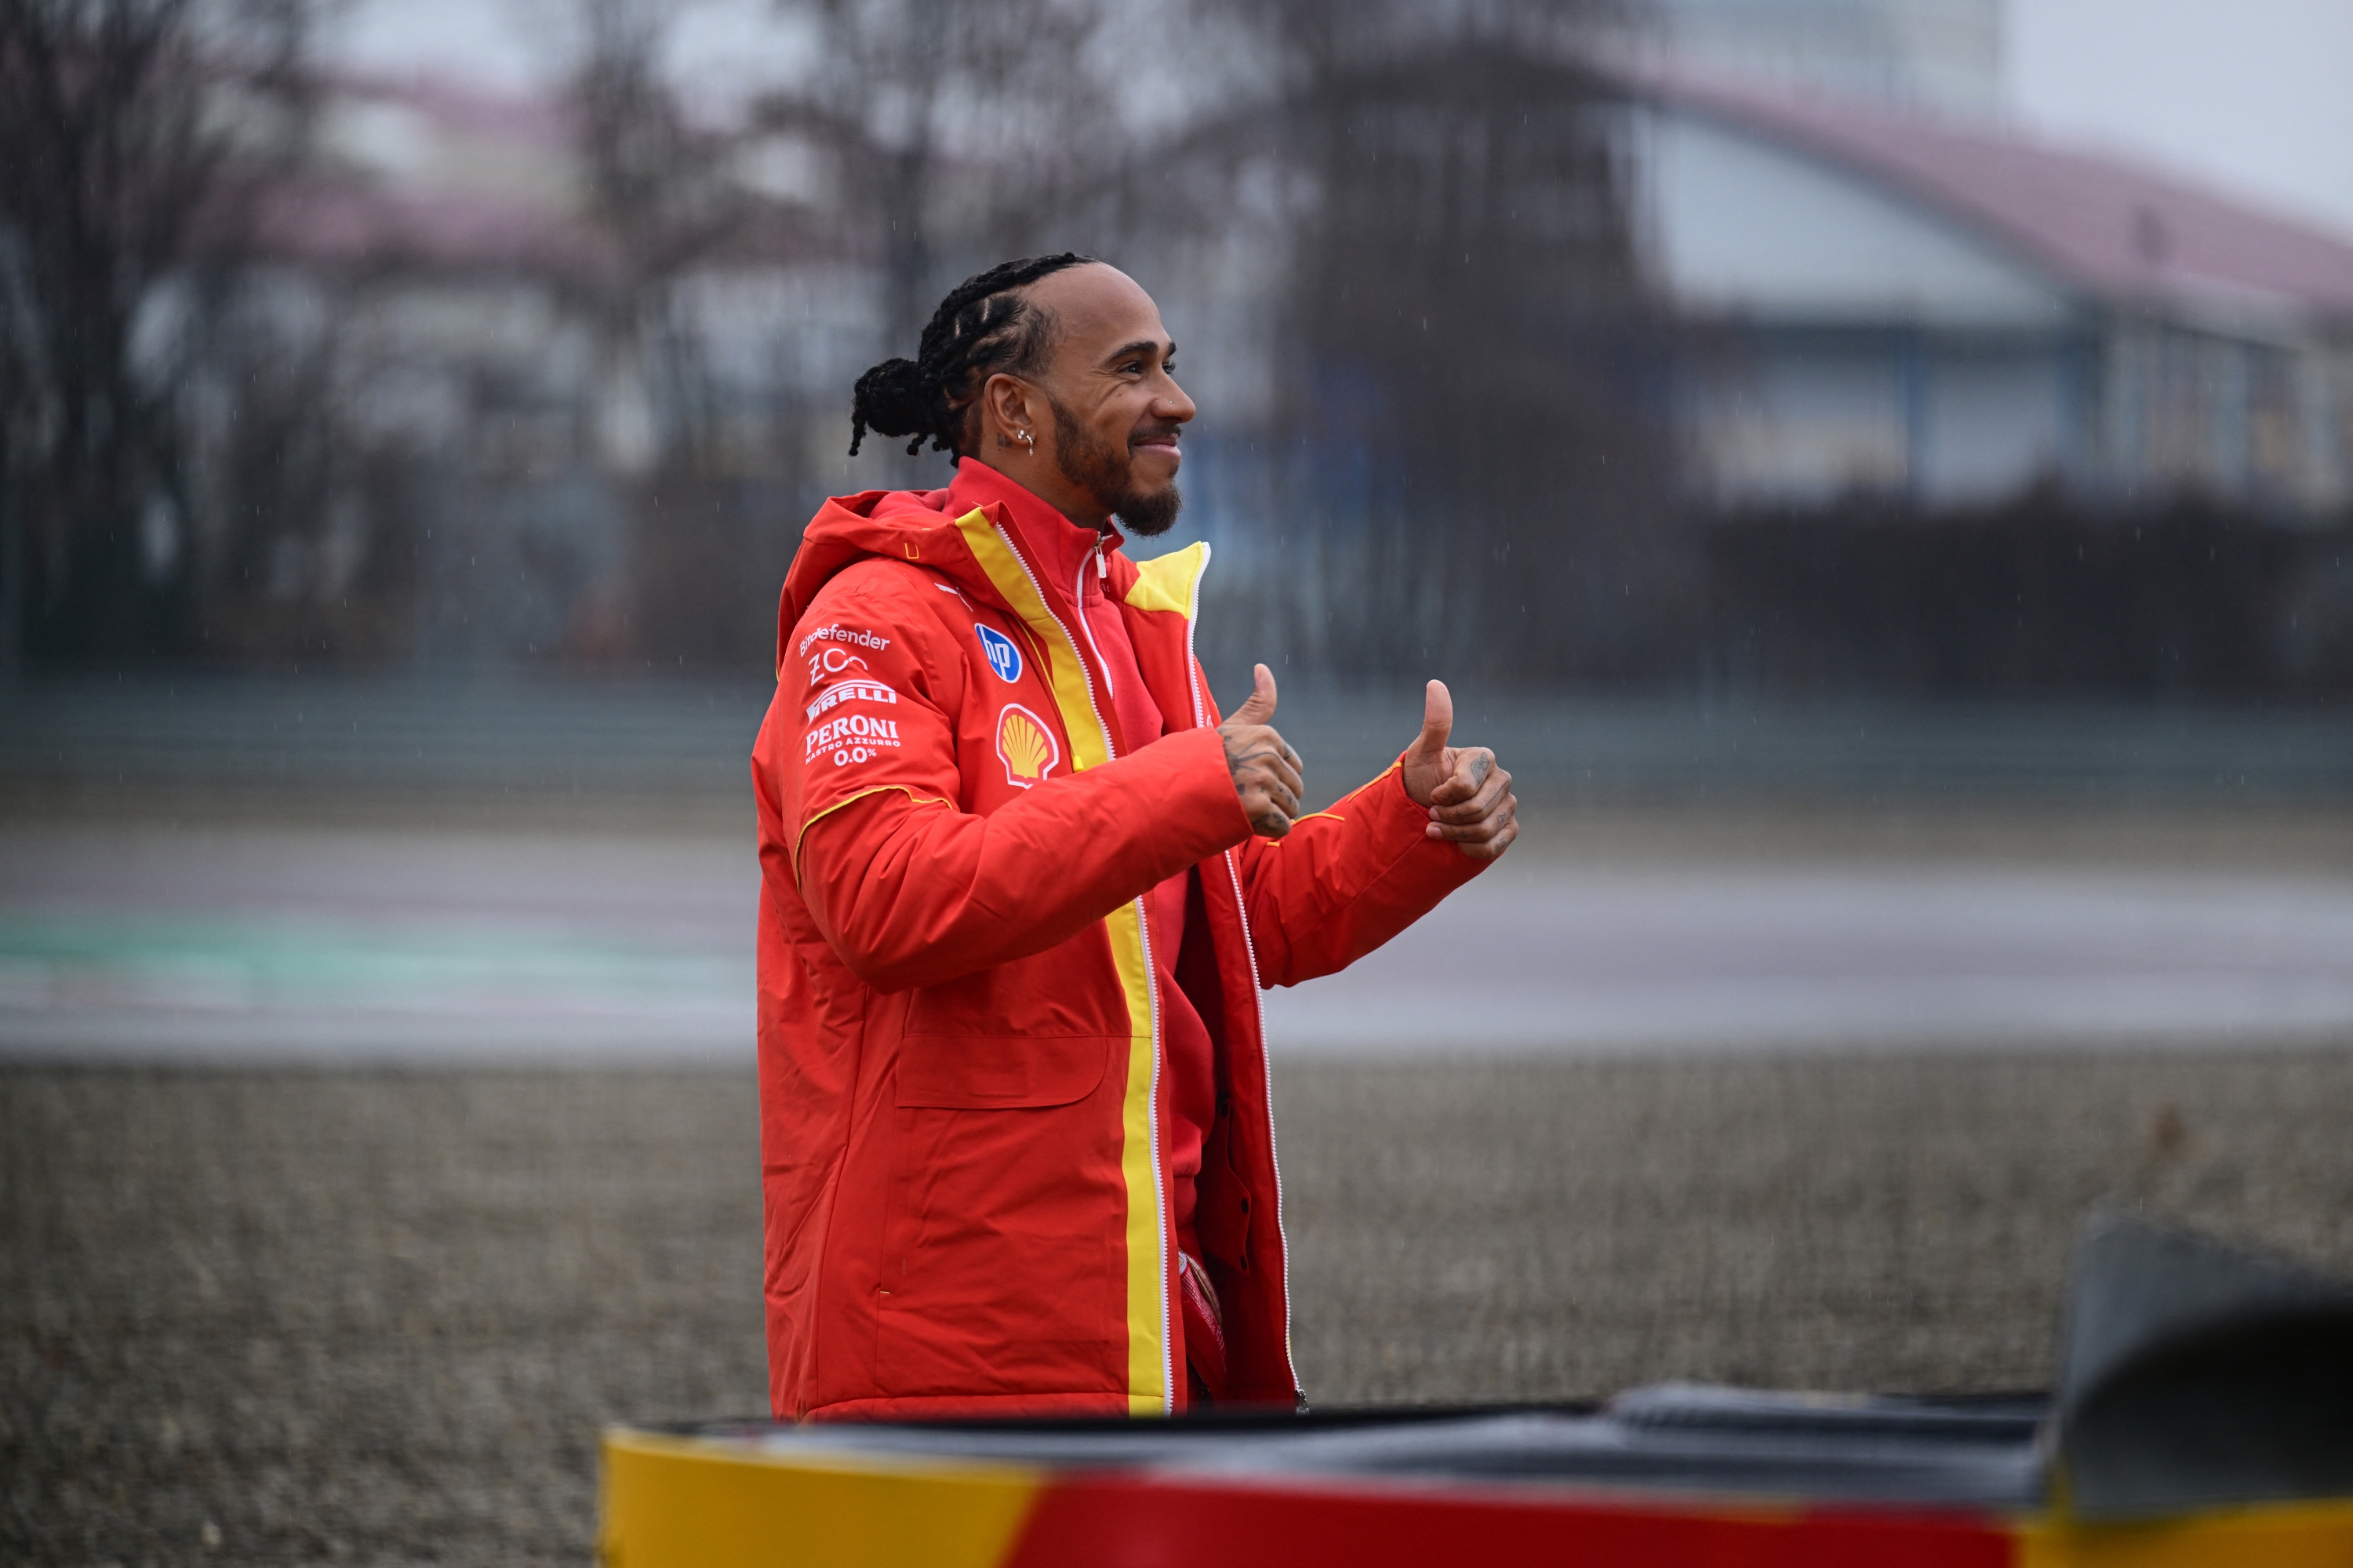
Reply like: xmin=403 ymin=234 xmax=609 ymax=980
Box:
xmin=751 ymin=253 xmax=1518 ymax=1421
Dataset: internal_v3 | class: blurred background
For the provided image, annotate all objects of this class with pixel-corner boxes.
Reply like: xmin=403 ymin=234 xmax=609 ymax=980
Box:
xmin=5 ymin=0 xmax=2353 ymax=1562
xmin=5 ymin=0 xmax=2352 ymax=693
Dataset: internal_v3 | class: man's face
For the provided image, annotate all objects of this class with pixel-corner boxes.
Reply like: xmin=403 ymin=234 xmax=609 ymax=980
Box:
xmin=1024 ymin=264 xmax=1195 ymax=536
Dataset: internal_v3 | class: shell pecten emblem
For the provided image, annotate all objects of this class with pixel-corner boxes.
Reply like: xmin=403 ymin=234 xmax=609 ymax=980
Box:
xmin=995 ymin=704 xmax=1060 ymax=788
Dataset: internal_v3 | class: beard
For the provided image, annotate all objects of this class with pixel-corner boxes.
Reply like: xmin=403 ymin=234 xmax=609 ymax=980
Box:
xmin=1048 ymin=394 xmax=1184 ymax=537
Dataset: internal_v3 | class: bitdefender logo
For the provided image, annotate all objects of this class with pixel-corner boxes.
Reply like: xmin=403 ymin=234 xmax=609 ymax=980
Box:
xmin=799 ymin=624 xmax=890 ymax=658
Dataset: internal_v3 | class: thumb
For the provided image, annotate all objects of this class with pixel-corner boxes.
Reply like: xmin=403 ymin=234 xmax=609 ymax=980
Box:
xmin=1232 ymin=663 xmax=1278 ymax=725
xmin=1409 ymin=679 xmax=1453 ymax=759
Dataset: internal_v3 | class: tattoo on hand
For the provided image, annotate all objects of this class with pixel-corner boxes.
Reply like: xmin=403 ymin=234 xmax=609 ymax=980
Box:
xmin=1231 ymin=743 xmax=1284 ymax=785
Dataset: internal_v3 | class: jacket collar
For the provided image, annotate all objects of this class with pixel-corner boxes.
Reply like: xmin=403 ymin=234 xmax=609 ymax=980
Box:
xmin=947 ymin=459 xmax=1126 ymax=612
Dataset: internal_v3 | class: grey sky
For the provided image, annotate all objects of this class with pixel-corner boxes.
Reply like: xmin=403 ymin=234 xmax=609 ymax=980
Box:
xmin=2008 ymin=0 xmax=2353 ymax=239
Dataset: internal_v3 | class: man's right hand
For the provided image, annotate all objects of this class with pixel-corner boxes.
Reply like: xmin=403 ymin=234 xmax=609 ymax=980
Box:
xmin=1219 ymin=664 xmax=1304 ymax=839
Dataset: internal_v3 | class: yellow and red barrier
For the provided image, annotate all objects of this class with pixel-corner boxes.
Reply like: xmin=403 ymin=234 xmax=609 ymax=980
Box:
xmin=598 ymin=1423 xmax=2353 ymax=1568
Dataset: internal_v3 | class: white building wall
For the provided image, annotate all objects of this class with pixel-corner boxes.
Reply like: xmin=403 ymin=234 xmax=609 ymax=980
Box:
xmin=1629 ymin=96 xmax=2352 ymax=514
xmin=1631 ymin=99 xmax=2082 ymax=508
xmin=1685 ymin=342 xmax=1911 ymax=502
xmin=1633 ymin=104 xmax=2070 ymax=330
xmin=1682 ymin=333 xmax=2071 ymax=508
xmin=1920 ymin=345 xmax=2070 ymax=502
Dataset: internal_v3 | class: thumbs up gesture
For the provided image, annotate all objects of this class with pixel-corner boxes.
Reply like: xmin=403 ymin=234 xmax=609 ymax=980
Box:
xmin=1400 ymin=680 xmax=1518 ymax=860
xmin=1218 ymin=664 xmax=1304 ymax=839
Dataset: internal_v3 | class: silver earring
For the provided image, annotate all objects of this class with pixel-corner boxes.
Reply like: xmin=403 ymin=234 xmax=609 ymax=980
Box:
xmin=1016 ymin=430 xmax=1035 ymax=452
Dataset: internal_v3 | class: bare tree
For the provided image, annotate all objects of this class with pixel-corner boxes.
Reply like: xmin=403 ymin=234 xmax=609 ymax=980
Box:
xmin=573 ymin=0 xmax=1140 ymax=666
xmin=543 ymin=0 xmax=1673 ymax=678
xmin=563 ymin=0 xmax=768 ymax=667
xmin=1202 ymin=0 xmax=1687 ymax=683
xmin=756 ymin=0 xmax=1122 ymax=351
xmin=569 ymin=0 xmax=748 ymax=466
xmin=0 ymin=0 xmax=309 ymax=667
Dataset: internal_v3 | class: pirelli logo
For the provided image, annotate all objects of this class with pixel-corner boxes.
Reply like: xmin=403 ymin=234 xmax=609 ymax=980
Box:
xmin=806 ymin=679 xmax=899 ymax=722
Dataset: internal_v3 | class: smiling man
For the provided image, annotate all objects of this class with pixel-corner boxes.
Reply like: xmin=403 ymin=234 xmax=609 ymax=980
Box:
xmin=751 ymin=253 xmax=1518 ymax=1421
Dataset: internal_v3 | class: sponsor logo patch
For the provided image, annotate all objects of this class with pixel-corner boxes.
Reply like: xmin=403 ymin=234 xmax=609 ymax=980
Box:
xmin=805 ymin=711 xmax=903 ymax=767
xmin=804 ymin=678 xmax=899 ymax=722
xmin=976 ymin=623 xmax=1023 ymax=683
xmin=806 ymin=646 xmax=869 ymax=682
xmin=995 ymin=704 xmax=1059 ymax=788
xmin=798 ymin=624 xmax=891 ymax=658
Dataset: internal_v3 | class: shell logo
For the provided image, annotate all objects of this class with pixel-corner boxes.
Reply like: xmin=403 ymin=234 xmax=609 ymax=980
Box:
xmin=995 ymin=704 xmax=1060 ymax=788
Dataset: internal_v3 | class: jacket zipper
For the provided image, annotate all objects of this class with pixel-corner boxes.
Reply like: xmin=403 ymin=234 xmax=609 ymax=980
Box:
xmin=1174 ymin=548 xmax=1302 ymax=1403
xmin=1221 ymin=852 xmax=1297 ymax=1402
xmin=1075 ymin=542 xmax=1115 ymax=701
xmin=995 ymin=520 xmax=1173 ymax=1413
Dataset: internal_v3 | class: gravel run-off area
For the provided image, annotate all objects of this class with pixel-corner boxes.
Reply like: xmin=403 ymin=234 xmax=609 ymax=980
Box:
xmin=8 ymin=1050 xmax=2353 ymax=1565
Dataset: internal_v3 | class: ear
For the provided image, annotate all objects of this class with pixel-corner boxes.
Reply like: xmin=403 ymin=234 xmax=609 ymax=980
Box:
xmin=979 ymin=372 xmax=1040 ymax=452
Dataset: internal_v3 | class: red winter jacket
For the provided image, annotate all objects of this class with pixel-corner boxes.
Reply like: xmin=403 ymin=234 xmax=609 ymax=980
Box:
xmin=751 ymin=458 xmax=1486 ymax=1421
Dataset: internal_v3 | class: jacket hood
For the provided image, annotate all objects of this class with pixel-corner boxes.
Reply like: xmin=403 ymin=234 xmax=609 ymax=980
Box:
xmin=775 ymin=457 xmax=1147 ymax=676
xmin=776 ymin=478 xmax=970 ymax=663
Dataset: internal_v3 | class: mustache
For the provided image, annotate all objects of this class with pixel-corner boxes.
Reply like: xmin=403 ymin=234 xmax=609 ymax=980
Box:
xmin=1129 ymin=423 xmax=1184 ymax=446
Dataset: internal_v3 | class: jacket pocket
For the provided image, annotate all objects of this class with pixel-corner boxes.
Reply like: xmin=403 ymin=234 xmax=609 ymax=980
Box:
xmin=894 ymin=1034 xmax=1116 ymax=1109
xmin=1195 ymin=1102 xmax=1254 ymax=1271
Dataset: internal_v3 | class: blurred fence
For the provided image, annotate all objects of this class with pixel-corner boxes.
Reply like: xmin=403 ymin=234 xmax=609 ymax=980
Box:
xmin=1267 ymin=687 xmax=2353 ymax=809
xmin=5 ymin=675 xmax=2349 ymax=815
xmin=0 ymin=675 xmax=769 ymax=806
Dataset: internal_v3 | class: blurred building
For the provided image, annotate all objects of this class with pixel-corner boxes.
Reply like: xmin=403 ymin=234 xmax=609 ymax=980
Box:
xmin=1612 ymin=61 xmax=2353 ymax=517
xmin=192 ymin=37 xmax=2353 ymax=684
xmin=213 ymin=71 xmax=849 ymax=668
xmin=1649 ymin=0 xmax=2002 ymax=117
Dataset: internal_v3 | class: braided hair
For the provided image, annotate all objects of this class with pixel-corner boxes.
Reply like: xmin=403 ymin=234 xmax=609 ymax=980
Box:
xmin=848 ymin=253 xmax=1096 ymax=460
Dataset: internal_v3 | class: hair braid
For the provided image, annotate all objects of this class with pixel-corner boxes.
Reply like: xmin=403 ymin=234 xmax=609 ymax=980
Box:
xmin=848 ymin=253 xmax=1096 ymax=460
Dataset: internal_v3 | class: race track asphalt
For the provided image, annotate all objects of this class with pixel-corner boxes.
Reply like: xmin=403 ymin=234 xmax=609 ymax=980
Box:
xmin=9 ymin=1050 xmax=2353 ymax=1566
xmin=9 ymin=808 xmax=2353 ymax=1062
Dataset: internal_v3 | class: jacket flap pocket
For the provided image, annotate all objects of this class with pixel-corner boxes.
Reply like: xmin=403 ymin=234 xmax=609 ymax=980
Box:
xmin=894 ymin=1034 xmax=1116 ymax=1109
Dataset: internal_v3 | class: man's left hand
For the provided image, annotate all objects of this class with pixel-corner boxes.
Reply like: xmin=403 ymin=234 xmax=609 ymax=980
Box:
xmin=1399 ymin=680 xmax=1518 ymax=860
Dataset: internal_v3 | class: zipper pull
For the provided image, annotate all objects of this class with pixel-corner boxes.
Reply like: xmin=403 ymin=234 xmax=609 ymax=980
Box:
xmin=1096 ymin=542 xmax=1109 ymax=580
